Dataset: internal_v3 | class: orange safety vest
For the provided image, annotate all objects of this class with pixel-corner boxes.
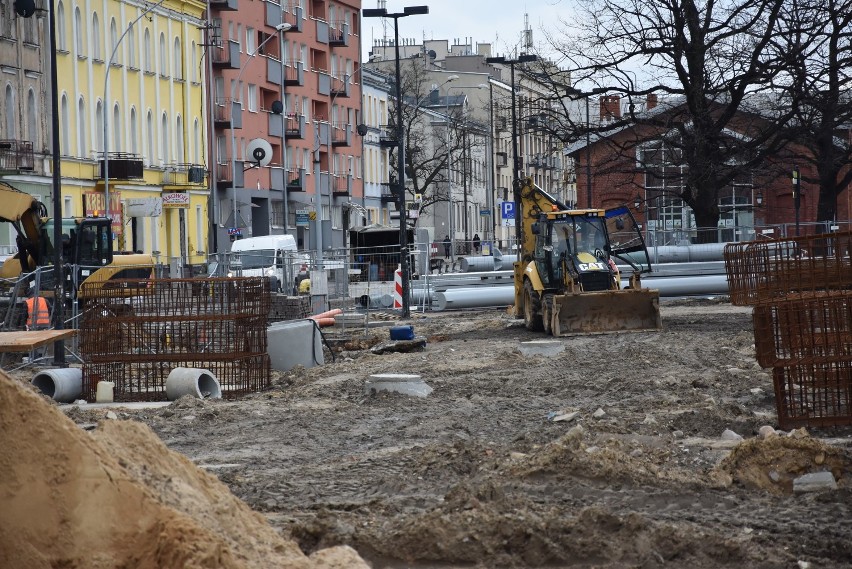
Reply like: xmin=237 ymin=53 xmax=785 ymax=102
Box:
xmin=25 ymin=297 xmax=50 ymax=329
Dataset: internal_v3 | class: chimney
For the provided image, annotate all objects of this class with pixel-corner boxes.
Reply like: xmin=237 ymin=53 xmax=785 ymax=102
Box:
xmin=599 ymin=95 xmax=621 ymax=122
xmin=646 ymin=93 xmax=658 ymax=110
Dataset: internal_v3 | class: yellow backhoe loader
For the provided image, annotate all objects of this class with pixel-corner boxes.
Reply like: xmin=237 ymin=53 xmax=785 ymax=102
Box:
xmin=513 ymin=177 xmax=661 ymax=335
xmin=0 ymin=182 xmax=153 ymax=298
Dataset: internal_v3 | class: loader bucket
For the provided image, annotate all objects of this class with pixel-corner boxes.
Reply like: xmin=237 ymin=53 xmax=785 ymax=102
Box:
xmin=550 ymin=288 xmax=661 ymax=336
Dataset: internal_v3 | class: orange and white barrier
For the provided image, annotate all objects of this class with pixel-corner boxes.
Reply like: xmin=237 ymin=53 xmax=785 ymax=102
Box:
xmin=393 ymin=264 xmax=403 ymax=309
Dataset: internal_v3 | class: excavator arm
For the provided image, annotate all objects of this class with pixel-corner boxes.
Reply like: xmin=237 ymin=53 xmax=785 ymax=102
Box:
xmin=0 ymin=182 xmax=49 ymax=277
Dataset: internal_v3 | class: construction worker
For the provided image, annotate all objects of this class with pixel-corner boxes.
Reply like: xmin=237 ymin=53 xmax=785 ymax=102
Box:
xmin=24 ymin=289 xmax=50 ymax=330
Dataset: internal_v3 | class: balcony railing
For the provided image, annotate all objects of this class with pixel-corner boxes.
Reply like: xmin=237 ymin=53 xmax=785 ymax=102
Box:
xmin=331 ymin=122 xmax=350 ymax=146
xmin=283 ymin=60 xmax=304 ymax=86
xmin=287 ymin=168 xmax=305 ymax=191
xmin=331 ymin=173 xmax=351 ymax=197
xmin=330 ymin=74 xmax=349 ymax=97
xmin=328 ymin=21 xmax=348 ymax=46
xmin=285 ymin=113 xmax=306 ymax=138
xmin=162 ymin=163 xmax=206 ymax=186
xmin=214 ymin=98 xmax=242 ymax=129
xmin=379 ymin=124 xmax=397 ymax=148
xmin=211 ymin=40 xmax=239 ymax=69
xmin=0 ymin=140 xmax=34 ymax=172
xmin=98 ymin=152 xmax=143 ymax=179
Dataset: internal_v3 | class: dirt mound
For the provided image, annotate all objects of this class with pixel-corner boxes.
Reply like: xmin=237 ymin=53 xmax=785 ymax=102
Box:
xmin=0 ymin=370 xmax=368 ymax=569
xmin=716 ymin=433 xmax=852 ymax=494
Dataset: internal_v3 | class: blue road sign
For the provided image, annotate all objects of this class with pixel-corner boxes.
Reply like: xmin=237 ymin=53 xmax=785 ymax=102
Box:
xmin=501 ymin=201 xmax=516 ymax=219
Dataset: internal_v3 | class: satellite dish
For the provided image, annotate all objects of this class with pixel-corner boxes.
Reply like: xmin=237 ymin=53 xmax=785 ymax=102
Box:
xmin=356 ymin=124 xmax=368 ymax=136
xmin=14 ymin=0 xmax=36 ymax=17
xmin=271 ymin=100 xmax=284 ymax=114
xmin=246 ymin=138 xmax=273 ymax=167
xmin=428 ymin=50 xmax=437 ymax=60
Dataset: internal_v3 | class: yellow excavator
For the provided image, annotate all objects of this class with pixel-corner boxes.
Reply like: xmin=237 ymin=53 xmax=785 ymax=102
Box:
xmin=0 ymin=182 xmax=153 ymax=298
xmin=513 ymin=177 xmax=661 ymax=335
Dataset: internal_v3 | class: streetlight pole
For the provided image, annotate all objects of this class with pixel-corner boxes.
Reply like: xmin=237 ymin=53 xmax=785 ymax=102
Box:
xmin=437 ymin=76 xmax=459 ymax=261
xmin=363 ymin=5 xmax=429 ymax=319
xmin=485 ymin=54 xmax=537 ymax=250
xmin=103 ymin=0 xmax=167 ymax=241
xmin=229 ymin=23 xmax=291 ymax=243
xmin=565 ymin=87 xmax=607 ymax=209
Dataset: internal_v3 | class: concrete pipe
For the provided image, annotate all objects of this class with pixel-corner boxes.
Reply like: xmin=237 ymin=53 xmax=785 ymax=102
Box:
xmin=358 ymin=293 xmax=394 ymax=309
xmin=165 ymin=367 xmax=222 ymax=401
xmin=459 ymin=256 xmax=498 ymax=272
xmin=494 ymin=255 xmax=517 ymax=271
xmin=434 ymin=286 xmax=515 ymax=310
xmin=31 ymin=368 xmax=83 ymax=403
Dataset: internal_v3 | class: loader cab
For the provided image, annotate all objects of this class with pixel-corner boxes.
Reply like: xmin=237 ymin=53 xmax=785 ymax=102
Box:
xmin=45 ymin=217 xmax=114 ymax=267
xmin=536 ymin=213 xmax=613 ymax=290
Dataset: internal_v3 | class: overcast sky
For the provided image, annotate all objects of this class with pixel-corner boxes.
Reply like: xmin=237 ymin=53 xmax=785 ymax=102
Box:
xmin=360 ymin=0 xmax=575 ymax=61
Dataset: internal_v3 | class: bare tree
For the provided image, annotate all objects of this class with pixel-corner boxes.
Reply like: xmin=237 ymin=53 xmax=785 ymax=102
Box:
xmin=541 ymin=0 xmax=804 ymax=242
xmin=376 ymin=61 xmax=480 ymax=226
xmin=771 ymin=0 xmax=852 ymax=223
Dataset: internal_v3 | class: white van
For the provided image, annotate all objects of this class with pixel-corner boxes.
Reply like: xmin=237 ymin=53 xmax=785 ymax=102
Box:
xmin=229 ymin=235 xmax=308 ymax=292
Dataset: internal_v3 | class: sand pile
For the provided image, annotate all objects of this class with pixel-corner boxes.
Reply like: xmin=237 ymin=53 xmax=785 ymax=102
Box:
xmin=0 ymin=370 xmax=368 ymax=569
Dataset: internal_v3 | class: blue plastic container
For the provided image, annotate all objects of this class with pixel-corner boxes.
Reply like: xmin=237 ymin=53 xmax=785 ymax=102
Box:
xmin=389 ymin=325 xmax=415 ymax=341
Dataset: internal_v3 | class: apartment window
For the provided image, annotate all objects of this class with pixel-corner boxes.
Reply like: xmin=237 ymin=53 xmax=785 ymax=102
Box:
xmin=60 ymin=94 xmax=70 ymax=154
xmin=77 ymin=98 xmax=87 ymax=158
xmin=130 ymin=107 xmax=138 ymax=154
xmin=236 ymin=24 xmax=243 ymax=51
xmin=26 ymin=89 xmax=36 ymax=145
xmin=143 ymin=29 xmax=152 ymax=72
xmin=173 ymin=37 xmax=182 ymax=79
xmin=195 ymin=206 xmax=204 ymax=253
xmin=127 ymin=27 xmax=136 ymax=68
xmin=64 ymin=196 xmax=73 ymax=217
xmin=95 ymin=100 xmax=103 ymax=153
xmin=110 ymin=19 xmax=118 ymax=63
xmin=112 ymin=104 xmax=120 ymax=151
xmin=245 ymin=27 xmax=255 ymax=53
xmin=74 ymin=7 xmax=84 ymax=56
xmin=193 ymin=119 xmax=200 ymax=163
xmin=92 ymin=13 xmax=101 ymax=60
xmin=146 ymin=110 xmax=154 ymax=165
xmin=57 ymin=1 xmax=66 ymax=50
xmin=159 ymin=32 xmax=167 ymax=76
xmin=176 ymin=115 xmax=184 ymax=162
xmin=247 ymin=85 xmax=257 ymax=111
xmin=190 ymin=42 xmax=197 ymax=81
xmin=160 ymin=112 xmax=169 ymax=163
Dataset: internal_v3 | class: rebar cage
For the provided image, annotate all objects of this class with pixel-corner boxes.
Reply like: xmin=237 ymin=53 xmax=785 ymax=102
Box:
xmin=79 ymin=277 xmax=271 ymax=402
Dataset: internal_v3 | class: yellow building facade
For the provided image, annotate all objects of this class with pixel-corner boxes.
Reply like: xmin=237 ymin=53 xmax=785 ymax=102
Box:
xmin=55 ymin=0 xmax=209 ymax=266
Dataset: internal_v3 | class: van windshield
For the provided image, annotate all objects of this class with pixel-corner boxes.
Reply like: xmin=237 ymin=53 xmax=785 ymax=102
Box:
xmin=235 ymin=250 xmax=276 ymax=269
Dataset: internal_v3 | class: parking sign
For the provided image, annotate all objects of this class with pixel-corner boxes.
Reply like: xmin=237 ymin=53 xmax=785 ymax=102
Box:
xmin=501 ymin=201 xmax=516 ymax=219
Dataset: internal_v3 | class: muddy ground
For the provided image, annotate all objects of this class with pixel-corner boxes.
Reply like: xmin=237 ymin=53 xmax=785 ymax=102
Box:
xmin=35 ymin=299 xmax=852 ymax=567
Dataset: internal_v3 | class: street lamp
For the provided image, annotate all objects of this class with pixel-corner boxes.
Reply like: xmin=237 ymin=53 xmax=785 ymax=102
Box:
xmin=363 ymin=5 xmax=429 ymax=319
xmin=565 ymin=86 xmax=608 ymax=209
xmin=439 ymin=75 xmax=459 ymax=259
xmin=103 ymin=0 xmax=167 ymax=233
xmin=229 ymin=22 xmax=292 ymax=244
xmin=484 ymin=54 xmax=537 ymax=250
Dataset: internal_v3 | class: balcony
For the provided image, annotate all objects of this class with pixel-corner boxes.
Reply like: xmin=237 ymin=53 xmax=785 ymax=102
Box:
xmin=0 ymin=140 xmax=34 ymax=172
xmin=267 ymin=57 xmax=283 ymax=86
xmin=269 ymin=112 xmax=285 ymax=138
xmin=214 ymin=99 xmax=242 ymax=129
xmin=495 ymin=115 xmax=508 ymax=132
xmin=331 ymin=123 xmax=350 ymax=147
xmin=210 ymin=0 xmax=238 ymax=10
xmin=496 ymin=151 xmax=507 ymax=168
xmin=331 ymin=173 xmax=351 ymax=197
xmin=163 ymin=163 xmax=206 ymax=186
xmin=283 ymin=60 xmax=304 ymax=86
xmin=315 ymin=20 xmax=329 ymax=44
xmin=317 ymin=71 xmax=331 ymax=96
xmin=98 ymin=152 xmax=143 ymax=180
xmin=380 ymin=182 xmax=400 ymax=203
xmin=528 ymin=154 xmax=544 ymax=169
xmin=211 ymin=40 xmax=240 ymax=69
xmin=217 ymin=161 xmax=244 ymax=189
xmin=266 ymin=1 xmax=303 ymax=32
xmin=379 ymin=125 xmax=397 ymax=148
xmin=285 ymin=113 xmax=306 ymax=138
xmin=330 ymin=74 xmax=350 ymax=97
xmin=286 ymin=168 xmax=305 ymax=191
xmin=328 ymin=21 xmax=349 ymax=47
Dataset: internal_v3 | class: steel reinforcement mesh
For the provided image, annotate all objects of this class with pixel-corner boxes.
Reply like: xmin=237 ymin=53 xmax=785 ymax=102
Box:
xmin=773 ymin=361 xmax=852 ymax=429
xmin=79 ymin=277 xmax=271 ymax=401
xmin=753 ymin=291 xmax=852 ymax=369
xmin=724 ymin=231 xmax=852 ymax=306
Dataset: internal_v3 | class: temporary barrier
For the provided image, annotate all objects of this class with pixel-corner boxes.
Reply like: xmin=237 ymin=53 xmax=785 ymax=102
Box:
xmin=393 ymin=264 xmax=403 ymax=309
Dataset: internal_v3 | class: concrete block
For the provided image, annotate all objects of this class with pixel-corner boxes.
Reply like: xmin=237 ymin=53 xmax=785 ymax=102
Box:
xmin=267 ymin=319 xmax=324 ymax=372
xmin=793 ymin=471 xmax=837 ymax=493
xmin=518 ymin=340 xmax=565 ymax=357
xmin=365 ymin=373 xmax=432 ymax=397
